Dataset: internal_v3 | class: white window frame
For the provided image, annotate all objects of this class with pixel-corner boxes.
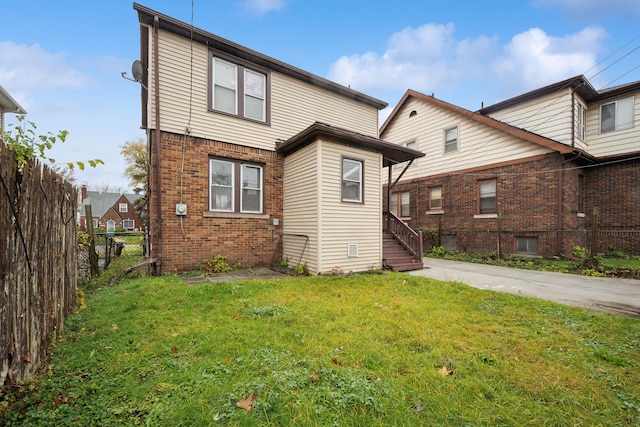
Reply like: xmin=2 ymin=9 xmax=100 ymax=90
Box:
xmin=444 ymin=126 xmax=458 ymax=153
xmin=119 ymin=203 xmax=128 ymax=213
xmin=106 ymin=220 xmax=115 ymax=233
xmin=478 ymin=179 xmax=497 ymax=214
xmin=122 ymin=219 xmax=135 ymax=229
xmin=394 ymin=140 xmax=417 ymax=168
xmin=576 ymin=103 xmax=587 ymax=140
xmin=243 ymin=69 xmax=266 ymax=121
xmin=210 ymin=159 xmax=235 ymax=212
xmin=209 ymin=158 xmax=264 ymax=214
xmin=213 ymin=57 xmax=238 ymax=115
xmin=342 ymin=158 xmax=363 ymax=203
xmin=600 ymin=96 xmax=634 ymax=133
xmin=240 ymin=164 xmax=263 ymax=213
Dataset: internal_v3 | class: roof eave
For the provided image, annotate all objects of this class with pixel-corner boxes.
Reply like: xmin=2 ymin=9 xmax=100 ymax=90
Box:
xmin=277 ymin=122 xmax=424 ymax=167
xmin=133 ymin=3 xmax=387 ymax=110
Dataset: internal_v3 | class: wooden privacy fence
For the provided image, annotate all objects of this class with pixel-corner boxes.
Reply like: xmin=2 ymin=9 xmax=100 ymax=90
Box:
xmin=0 ymin=142 xmax=77 ymax=387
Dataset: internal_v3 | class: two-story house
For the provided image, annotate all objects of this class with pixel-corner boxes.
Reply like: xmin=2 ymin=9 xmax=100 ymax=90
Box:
xmin=381 ymin=75 xmax=640 ymax=258
xmin=79 ymin=185 xmax=144 ymax=232
xmin=133 ymin=4 xmax=423 ymax=275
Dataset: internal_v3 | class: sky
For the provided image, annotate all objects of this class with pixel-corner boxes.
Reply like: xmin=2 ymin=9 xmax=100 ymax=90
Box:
xmin=2 ymin=0 xmax=640 ymax=192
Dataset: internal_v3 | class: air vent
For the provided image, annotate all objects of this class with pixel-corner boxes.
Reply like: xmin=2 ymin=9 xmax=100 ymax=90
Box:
xmin=347 ymin=244 xmax=359 ymax=257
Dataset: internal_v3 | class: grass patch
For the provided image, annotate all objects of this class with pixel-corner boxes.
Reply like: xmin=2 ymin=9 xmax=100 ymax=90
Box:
xmin=2 ymin=273 xmax=639 ymax=426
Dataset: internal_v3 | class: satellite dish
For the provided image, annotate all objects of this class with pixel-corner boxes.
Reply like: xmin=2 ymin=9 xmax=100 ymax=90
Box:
xmin=131 ymin=60 xmax=144 ymax=82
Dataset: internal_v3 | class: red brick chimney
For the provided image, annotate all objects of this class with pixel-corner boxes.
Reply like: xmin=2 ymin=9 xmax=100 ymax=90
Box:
xmin=81 ymin=185 xmax=87 ymax=201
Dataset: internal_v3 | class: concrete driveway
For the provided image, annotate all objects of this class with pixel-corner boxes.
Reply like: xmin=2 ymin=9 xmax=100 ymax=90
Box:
xmin=409 ymin=258 xmax=640 ymax=318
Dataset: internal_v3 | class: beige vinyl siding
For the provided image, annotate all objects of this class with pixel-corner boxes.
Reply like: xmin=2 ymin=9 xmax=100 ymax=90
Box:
xmin=585 ymin=92 xmax=640 ymax=157
xmin=282 ymin=143 xmax=319 ymax=273
xmin=282 ymin=140 xmax=383 ymax=274
xmin=318 ymin=141 xmax=382 ymax=273
xmin=486 ymin=89 xmax=574 ymax=145
xmin=573 ymin=96 xmax=589 ymax=151
xmin=382 ymin=98 xmax=554 ymax=183
xmin=150 ymin=30 xmax=379 ymax=150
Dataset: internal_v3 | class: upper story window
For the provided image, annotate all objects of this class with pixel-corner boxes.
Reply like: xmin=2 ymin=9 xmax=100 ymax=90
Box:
xmin=444 ymin=127 xmax=458 ymax=153
xmin=390 ymin=191 xmax=410 ymax=217
xmin=119 ymin=203 xmax=128 ymax=213
xmin=576 ymin=103 xmax=587 ymax=140
xmin=478 ymin=179 xmax=496 ymax=214
xmin=342 ymin=157 xmax=363 ymax=203
xmin=600 ymin=96 xmax=634 ymax=133
xmin=394 ymin=140 xmax=417 ymax=168
xmin=209 ymin=158 xmax=264 ymax=214
xmin=429 ymin=186 xmax=442 ymax=211
xmin=211 ymin=52 xmax=270 ymax=123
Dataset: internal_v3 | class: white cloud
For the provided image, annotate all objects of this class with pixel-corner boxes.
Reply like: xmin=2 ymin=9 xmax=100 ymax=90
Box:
xmin=531 ymin=0 xmax=640 ymax=19
xmin=328 ymin=23 xmax=608 ymax=103
xmin=0 ymin=41 xmax=87 ymax=95
xmin=243 ymin=0 xmax=285 ymax=17
xmin=492 ymin=27 xmax=606 ymax=94
xmin=328 ymin=23 xmax=497 ymax=94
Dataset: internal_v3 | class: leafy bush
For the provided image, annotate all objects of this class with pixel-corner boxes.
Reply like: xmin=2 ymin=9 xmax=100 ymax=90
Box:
xmin=199 ymin=254 xmax=232 ymax=274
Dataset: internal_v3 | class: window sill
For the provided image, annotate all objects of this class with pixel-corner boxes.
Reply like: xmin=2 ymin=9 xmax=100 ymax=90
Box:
xmin=474 ymin=213 xmax=498 ymax=219
xmin=203 ymin=211 xmax=270 ymax=220
xmin=426 ymin=210 xmax=444 ymax=215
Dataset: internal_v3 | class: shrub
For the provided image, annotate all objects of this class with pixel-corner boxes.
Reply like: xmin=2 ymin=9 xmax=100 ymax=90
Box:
xmin=199 ymin=254 xmax=232 ymax=274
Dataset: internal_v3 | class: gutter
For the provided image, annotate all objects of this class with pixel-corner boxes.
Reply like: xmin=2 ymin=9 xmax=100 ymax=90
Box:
xmin=153 ymin=15 xmax=163 ymax=273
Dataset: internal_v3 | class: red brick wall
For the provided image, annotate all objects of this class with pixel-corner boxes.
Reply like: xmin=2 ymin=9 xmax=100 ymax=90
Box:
xmin=149 ymin=131 xmax=284 ymax=273
xmin=584 ymin=159 xmax=640 ymax=254
xmin=386 ymin=153 xmax=589 ymax=258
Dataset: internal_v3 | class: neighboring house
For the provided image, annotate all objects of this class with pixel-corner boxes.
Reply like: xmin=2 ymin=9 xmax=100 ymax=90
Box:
xmin=380 ymin=75 xmax=640 ymax=258
xmin=0 ymin=85 xmax=27 ymax=137
xmin=79 ymin=185 xmax=144 ymax=232
xmin=134 ymin=4 xmax=423 ymax=275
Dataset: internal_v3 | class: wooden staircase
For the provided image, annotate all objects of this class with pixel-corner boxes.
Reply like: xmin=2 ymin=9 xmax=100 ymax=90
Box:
xmin=382 ymin=212 xmax=424 ymax=272
xmin=383 ymin=232 xmax=423 ymax=271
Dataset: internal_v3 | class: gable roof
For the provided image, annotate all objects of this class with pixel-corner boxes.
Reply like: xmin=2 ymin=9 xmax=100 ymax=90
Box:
xmin=81 ymin=191 xmax=142 ymax=218
xmin=380 ymin=89 xmax=574 ymax=155
xmin=477 ymin=75 xmax=640 ymax=115
xmin=133 ymin=3 xmax=387 ymax=110
xmin=276 ymin=121 xmax=425 ymax=167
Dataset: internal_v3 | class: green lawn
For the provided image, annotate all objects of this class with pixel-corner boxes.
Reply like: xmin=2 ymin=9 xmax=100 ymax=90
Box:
xmin=2 ymin=269 xmax=639 ymax=426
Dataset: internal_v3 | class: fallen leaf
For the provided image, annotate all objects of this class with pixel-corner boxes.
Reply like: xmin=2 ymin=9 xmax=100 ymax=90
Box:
xmin=310 ymin=373 xmax=320 ymax=383
xmin=171 ymin=346 xmax=178 ymax=353
xmin=233 ymin=313 xmax=239 ymax=319
xmin=236 ymin=393 xmax=256 ymax=412
xmin=332 ymin=357 xmax=343 ymax=366
xmin=171 ymin=333 xmax=178 ymax=337
xmin=224 ymin=357 xmax=232 ymax=363
xmin=438 ymin=366 xmax=453 ymax=376
xmin=111 ymin=324 xmax=118 ymax=330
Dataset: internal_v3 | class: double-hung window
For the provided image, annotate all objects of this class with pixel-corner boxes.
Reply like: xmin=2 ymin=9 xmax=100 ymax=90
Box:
xmin=444 ymin=127 xmax=458 ymax=153
xmin=600 ymin=96 xmax=634 ymax=133
xmin=211 ymin=52 xmax=269 ymax=123
xmin=478 ymin=179 xmax=497 ymax=214
xmin=429 ymin=186 xmax=442 ymax=211
xmin=394 ymin=140 xmax=417 ymax=168
xmin=119 ymin=203 xmax=128 ymax=213
xmin=342 ymin=158 xmax=363 ymax=203
xmin=209 ymin=158 xmax=264 ymax=213
xmin=576 ymin=103 xmax=587 ymax=140
xmin=390 ymin=191 xmax=410 ymax=217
